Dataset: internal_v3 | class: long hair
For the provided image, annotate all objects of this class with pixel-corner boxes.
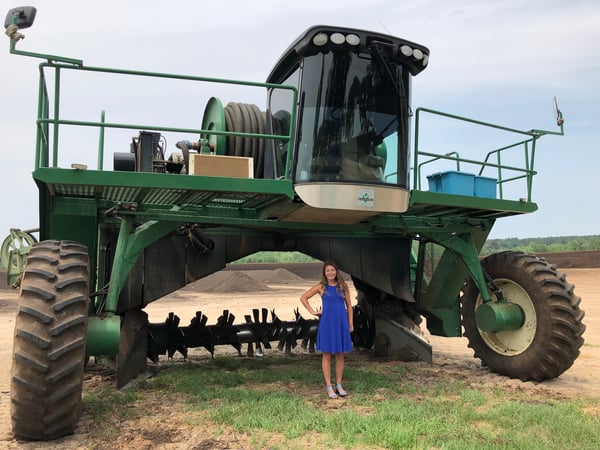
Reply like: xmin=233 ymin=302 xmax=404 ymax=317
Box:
xmin=320 ymin=260 xmax=349 ymax=295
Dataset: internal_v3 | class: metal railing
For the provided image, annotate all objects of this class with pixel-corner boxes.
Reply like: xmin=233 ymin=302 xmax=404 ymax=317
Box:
xmin=413 ymin=107 xmax=564 ymax=202
xmin=31 ymin=60 xmax=297 ymax=178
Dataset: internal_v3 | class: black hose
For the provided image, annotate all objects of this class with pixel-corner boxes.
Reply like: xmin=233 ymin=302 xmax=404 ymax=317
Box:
xmin=224 ymin=102 xmax=268 ymax=178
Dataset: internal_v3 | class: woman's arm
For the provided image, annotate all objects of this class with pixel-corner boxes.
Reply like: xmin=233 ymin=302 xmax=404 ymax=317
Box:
xmin=300 ymin=284 xmax=323 ymax=316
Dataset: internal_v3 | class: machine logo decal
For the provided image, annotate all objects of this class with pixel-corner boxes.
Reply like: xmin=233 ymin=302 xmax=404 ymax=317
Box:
xmin=357 ymin=189 xmax=374 ymax=207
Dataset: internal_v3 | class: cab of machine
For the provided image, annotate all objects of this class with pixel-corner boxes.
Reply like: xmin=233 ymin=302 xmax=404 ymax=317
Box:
xmin=266 ymin=25 xmax=429 ymax=214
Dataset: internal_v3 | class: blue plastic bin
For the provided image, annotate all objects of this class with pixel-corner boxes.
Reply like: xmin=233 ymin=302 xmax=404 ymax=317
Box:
xmin=427 ymin=171 xmax=474 ymax=196
xmin=474 ymin=176 xmax=497 ymax=198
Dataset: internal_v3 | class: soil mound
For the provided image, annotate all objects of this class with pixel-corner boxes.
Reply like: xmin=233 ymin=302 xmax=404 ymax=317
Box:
xmin=187 ymin=271 xmax=271 ymax=293
xmin=249 ymin=268 xmax=305 ymax=284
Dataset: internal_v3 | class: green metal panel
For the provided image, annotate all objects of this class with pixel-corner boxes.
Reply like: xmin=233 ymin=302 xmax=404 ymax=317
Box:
xmin=416 ymin=227 xmax=491 ymax=337
xmin=102 ymin=216 xmax=182 ymax=315
xmin=86 ymin=316 xmax=120 ymax=356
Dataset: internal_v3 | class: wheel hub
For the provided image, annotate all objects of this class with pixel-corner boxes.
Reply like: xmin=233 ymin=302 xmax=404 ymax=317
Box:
xmin=476 ymin=278 xmax=537 ymax=356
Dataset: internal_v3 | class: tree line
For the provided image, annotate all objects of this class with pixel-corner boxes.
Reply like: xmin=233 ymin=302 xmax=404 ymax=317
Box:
xmin=481 ymin=235 xmax=600 ymax=256
xmin=234 ymin=235 xmax=600 ymax=263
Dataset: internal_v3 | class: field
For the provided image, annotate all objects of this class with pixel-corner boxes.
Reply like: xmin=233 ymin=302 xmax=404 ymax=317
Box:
xmin=0 ymin=263 xmax=598 ymax=448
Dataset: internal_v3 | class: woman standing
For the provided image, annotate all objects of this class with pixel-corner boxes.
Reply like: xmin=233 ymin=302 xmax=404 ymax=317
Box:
xmin=300 ymin=260 xmax=354 ymax=399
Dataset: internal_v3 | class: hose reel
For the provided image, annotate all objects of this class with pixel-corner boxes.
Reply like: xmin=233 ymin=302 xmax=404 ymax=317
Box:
xmin=201 ymin=97 xmax=269 ymax=178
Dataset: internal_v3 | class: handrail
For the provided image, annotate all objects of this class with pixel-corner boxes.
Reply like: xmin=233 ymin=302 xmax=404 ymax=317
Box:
xmin=418 ymin=151 xmax=462 ymax=175
xmin=34 ymin=61 xmax=298 ymax=178
xmin=413 ymin=107 xmax=564 ymax=201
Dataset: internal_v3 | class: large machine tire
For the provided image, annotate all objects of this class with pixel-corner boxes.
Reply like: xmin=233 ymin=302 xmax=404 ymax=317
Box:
xmin=11 ymin=240 xmax=89 ymax=440
xmin=461 ymin=251 xmax=585 ymax=381
xmin=351 ymin=278 xmax=377 ymax=348
xmin=352 ymin=291 xmax=375 ymax=348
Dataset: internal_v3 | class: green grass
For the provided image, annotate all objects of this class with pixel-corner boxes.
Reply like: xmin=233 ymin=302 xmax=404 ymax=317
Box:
xmin=83 ymin=355 xmax=600 ymax=449
xmin=84 ymin=384 xmax=140 ymax=420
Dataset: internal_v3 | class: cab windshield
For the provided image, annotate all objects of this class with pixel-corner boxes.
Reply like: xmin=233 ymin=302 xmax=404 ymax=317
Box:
xmin=294 ymin=51 xmax=410 ymax=187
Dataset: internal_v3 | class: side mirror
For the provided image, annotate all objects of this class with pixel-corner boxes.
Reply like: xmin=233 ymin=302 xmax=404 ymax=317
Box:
xmin=4 ymin=6 xmax=37 ymax=30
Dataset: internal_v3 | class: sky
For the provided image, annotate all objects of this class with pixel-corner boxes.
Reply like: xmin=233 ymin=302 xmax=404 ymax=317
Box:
xmin=0 ymin=0 xmax=599 ymax=240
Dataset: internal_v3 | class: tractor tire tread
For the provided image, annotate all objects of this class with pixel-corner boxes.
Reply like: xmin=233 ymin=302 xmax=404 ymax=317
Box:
xmin=462 ymin=250 xmax=585 ymax=381
xmin=11 ymin=240 xmax=89 ymax=441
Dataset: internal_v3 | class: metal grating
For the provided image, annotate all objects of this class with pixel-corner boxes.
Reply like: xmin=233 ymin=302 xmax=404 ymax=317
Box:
xmin=102 ymin=186 xmax=142 ymax=203
xmin=49 ymin=181 xmax=286 ymax=213
xmin=410 ymin=204 xmax=523 ymax=220
xmin=52 ymin=184 xmax=95 ymax=196
xmin=181 ymin=191 xmax=219 ymax=206
xmin=141 ymin=188 xmax=186 ymax=205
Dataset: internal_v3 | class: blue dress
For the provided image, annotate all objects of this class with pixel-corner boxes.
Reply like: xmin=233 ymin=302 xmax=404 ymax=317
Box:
xmin=316 ymin=284 xmax=353 ymax=354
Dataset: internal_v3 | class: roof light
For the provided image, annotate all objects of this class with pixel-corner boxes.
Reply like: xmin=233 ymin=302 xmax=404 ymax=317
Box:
xmin=312 ymin=32 xmax=328 ymax=46
xmin=422 ymin=54 xmax=429 ymax=66
xmin=345 ymin=34 xmax=360 ymax=46
xmin=330 ymin=32 xmax=345 ymax=45
xmin=413 ymin=49 xmax=424 ymax=60
xmin=399 ymin=45 xmax=413 ymax=57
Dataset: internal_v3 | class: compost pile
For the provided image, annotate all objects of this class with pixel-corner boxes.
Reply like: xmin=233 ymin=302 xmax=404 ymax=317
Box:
xmin=185 ymin=268 xmax=304 ymax=293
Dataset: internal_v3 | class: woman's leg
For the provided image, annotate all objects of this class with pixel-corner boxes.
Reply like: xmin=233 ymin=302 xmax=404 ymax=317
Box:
xmin=335 ymin=353 xmax=345 ymax=385
xmin=334 ymin=353 xmax=348 ymax=396
xmin=322 ymin=352 xmax=333 ymax=387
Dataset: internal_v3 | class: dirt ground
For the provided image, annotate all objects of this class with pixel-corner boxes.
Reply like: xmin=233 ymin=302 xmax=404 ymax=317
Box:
xmin=0 ymin=267 xmax=598 ymax=449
